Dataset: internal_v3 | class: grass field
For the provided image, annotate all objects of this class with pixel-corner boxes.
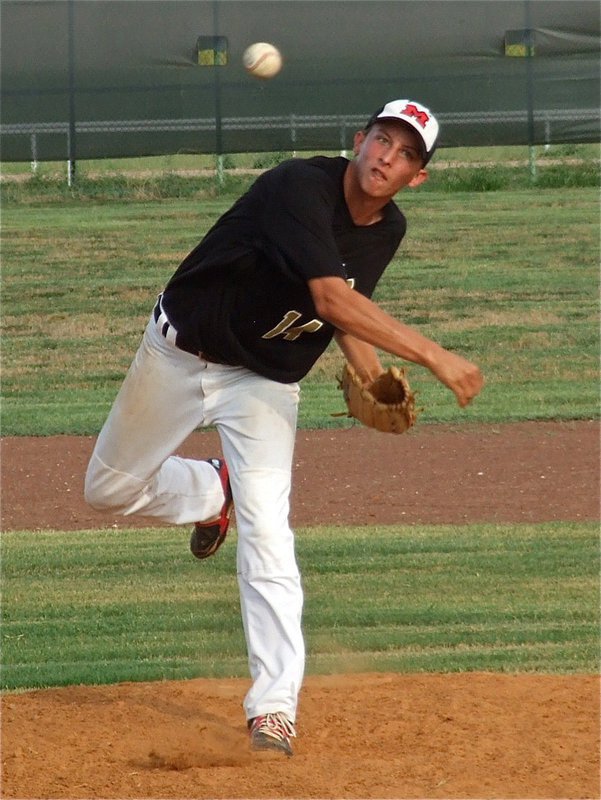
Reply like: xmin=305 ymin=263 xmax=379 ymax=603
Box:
xmin=1 ymin=166 xmax=599 ymax=434
xmin=1 ymin=150 xmax=599 ymax=694
xmin=2 ymin=522 xmax=598 ymax=691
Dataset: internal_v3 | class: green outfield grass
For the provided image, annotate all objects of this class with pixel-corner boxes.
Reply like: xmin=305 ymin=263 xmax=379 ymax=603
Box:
xmin=1 ymin=522 xmax=598 ymax=691
xmin=1 ymin=184 xmax=598 ymax=434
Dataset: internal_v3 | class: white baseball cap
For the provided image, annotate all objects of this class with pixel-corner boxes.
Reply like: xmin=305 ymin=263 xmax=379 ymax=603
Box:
xmin=366 ymin=99 xmax=439 ymax=164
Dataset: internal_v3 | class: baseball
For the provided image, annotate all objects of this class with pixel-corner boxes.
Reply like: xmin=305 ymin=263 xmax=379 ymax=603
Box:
xmin=243 ymin=42 xmax=282 ymax=79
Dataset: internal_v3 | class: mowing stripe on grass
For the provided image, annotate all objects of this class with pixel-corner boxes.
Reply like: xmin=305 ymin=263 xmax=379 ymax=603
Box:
xmin=1 ymin=522 xmax=597 ymax=689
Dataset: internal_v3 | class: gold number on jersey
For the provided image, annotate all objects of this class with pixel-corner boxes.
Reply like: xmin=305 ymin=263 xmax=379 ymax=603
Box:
xmin=262 ymin=310 xmax=324 ymax=341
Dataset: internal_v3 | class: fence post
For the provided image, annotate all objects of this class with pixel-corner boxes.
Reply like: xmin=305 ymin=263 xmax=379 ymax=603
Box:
xmin=524 ymin=0 xmax=537 ymax=183
xmin=216 ymin=154 xmax=225 ymax=186
xmin=67 ymin=0 xmax=77 ymax=186
xmin=213 ymin=1 xmax=224 ymax=188
xmin=30 ymin=133 xmax=38 ymax=174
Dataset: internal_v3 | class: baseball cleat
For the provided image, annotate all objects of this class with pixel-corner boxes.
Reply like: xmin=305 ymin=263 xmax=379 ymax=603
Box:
xmin=248 ymin=712 xmax=296 ymax=757
xmin=190 ymin=458 xmax=233 ymax=559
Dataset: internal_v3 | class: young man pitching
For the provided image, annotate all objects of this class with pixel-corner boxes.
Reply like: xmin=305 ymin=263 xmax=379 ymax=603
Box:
xmin=85 ymin=98 xmax=484 ymax=756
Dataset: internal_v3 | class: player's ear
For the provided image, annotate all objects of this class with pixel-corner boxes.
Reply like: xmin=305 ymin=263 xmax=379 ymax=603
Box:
xmin=408 ymin=169 xmax=428 ymax=188
xmin=352 ymin=130 xmax=367 ymax=156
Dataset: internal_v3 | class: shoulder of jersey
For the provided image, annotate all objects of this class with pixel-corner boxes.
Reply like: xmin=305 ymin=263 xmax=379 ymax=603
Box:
xmin=270 ymin=155 xmax=345 ymax=188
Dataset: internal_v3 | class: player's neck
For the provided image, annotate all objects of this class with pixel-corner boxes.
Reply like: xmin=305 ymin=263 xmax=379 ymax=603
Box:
xmin=343 ymin=163 xmax=388 ymax=226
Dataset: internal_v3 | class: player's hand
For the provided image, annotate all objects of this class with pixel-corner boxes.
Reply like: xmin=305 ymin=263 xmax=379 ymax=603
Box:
xmin=429 ymin=349 xmax=484 ymax=407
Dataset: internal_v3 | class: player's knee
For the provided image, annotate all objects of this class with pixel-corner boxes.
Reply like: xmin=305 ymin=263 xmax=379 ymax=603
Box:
xmin=237 ymin=519 xmax=298 ymax=576
xmin=84 ymin=456 xmax=136 ymax=512
xmin=84 ymin=465 xmax=115 ymax=511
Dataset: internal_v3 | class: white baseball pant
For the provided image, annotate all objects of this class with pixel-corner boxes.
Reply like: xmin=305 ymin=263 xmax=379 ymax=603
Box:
xmin=85 ymin=312 xmax=305 ymax=722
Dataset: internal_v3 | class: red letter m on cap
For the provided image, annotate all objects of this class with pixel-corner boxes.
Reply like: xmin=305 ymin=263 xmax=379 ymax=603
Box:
xmin=402 ymin=103 xmax=430 ymax=128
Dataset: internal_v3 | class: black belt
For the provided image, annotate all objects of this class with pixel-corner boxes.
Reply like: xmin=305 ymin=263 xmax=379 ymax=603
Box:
xmin=153 ymin=301 xmax=230 ymax=364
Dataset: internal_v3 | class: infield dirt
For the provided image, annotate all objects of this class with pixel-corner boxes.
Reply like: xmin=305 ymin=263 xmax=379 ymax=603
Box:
xmin=2 ymin=421 xmax=599 ymax=799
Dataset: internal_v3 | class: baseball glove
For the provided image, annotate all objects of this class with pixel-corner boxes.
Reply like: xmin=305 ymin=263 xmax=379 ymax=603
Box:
xmin=339 ymin=362 xmax=418 ymax=434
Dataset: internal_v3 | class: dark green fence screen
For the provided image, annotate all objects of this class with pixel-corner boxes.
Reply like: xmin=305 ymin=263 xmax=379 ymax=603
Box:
xmin=1 ymin=0 xmax=599 ymax=162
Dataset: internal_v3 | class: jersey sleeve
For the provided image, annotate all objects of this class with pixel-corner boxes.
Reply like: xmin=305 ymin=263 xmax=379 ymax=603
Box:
xmin=257 ymin=161 xmax=347 ymax=282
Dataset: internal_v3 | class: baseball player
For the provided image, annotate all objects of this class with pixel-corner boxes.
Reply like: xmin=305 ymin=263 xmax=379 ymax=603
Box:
xmin=85 ymin=98 xmax=484 ymax=756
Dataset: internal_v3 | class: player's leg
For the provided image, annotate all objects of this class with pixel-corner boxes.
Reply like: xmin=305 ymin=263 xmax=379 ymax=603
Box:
xmin=201 ymin=367 xmax=305 ymax=727
xmin=84 ymin=315 xmax=225 ymax=525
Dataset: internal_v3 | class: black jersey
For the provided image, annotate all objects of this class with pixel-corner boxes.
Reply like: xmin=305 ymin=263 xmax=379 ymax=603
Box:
xmin=162 ymin=156 xmax=406 ymax=383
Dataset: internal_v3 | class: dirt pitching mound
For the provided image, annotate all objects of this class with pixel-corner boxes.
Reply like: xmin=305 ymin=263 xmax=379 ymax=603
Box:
xmin=2 ymin=673 xmax=599 ymax=798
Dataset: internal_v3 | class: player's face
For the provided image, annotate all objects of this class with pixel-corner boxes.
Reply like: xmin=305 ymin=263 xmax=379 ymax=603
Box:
xmin=351 ymin=121 xmax=428 ymax=198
